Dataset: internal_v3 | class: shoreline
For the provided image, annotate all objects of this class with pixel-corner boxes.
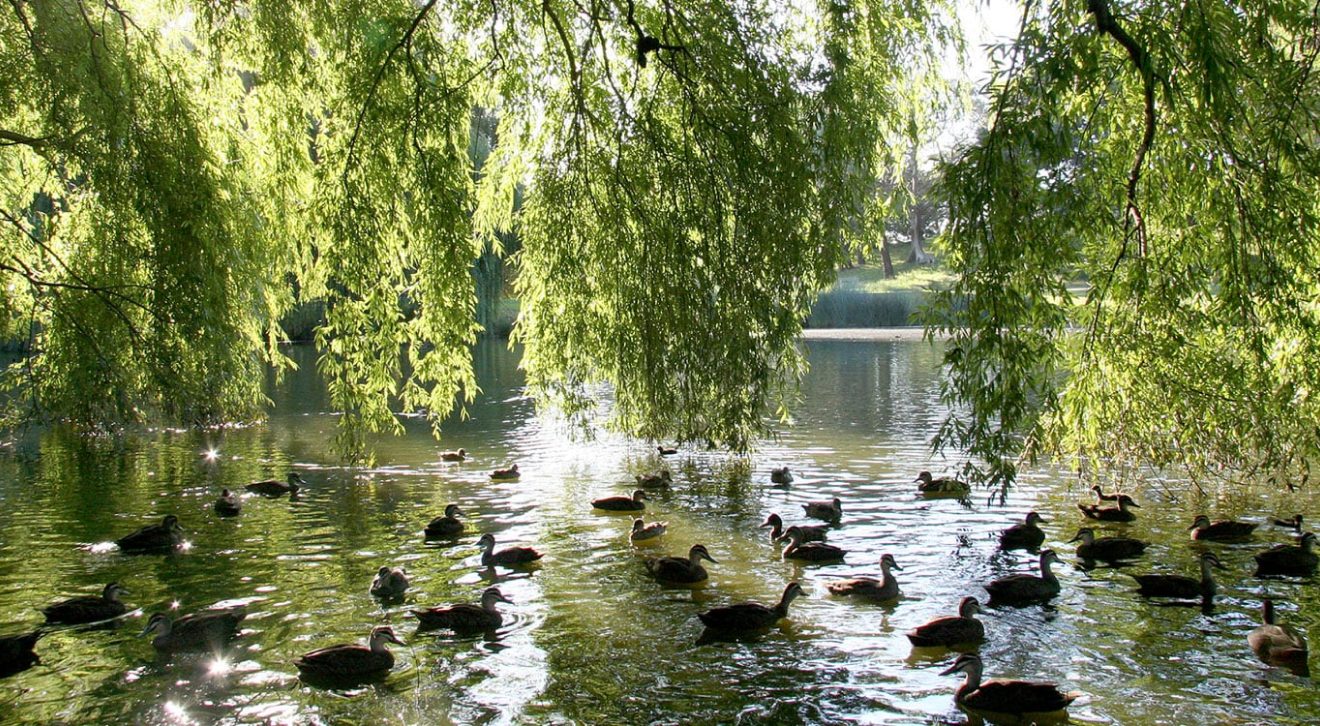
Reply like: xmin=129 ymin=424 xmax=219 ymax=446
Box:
xmin=801 ymin=327 xmax=945 ymax=342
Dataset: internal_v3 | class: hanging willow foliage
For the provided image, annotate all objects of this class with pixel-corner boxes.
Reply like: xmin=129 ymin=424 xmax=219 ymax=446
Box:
xmin=0 ymin=0 xmax=950 ymax=455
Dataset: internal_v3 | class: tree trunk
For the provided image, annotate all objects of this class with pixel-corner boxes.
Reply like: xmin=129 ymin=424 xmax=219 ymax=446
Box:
xmin=880 ymin=239 xmax=895 ymax=278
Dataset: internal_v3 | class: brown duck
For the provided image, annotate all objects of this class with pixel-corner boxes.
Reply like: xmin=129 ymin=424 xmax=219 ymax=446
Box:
xmin=1078 ymin=494 xmax=1140 ymax=522
xmin=781 ymin=526 xmax=847 ymax=562
xmin=646 ymin=544 xmax=717 ymax=584
xmin=1069 ymin=527 xmax=1147 ymax=562
xmin=1188 ymin=514 xmax=1257 ymax=541
xmin=1254 ymin=532 xmax=1319 ymax=576
xmin=116 ymin=514 xmax=185 ymax=552
xmin=697 ymin=582 xmax=805 ymax=632
xmin=998 ymin=512 xmax=1047 ymax=551
xmin=41 ymin=582 xmax=131 ymax=625
xmin=826 ymin=554 xmax=901 ymax=601
xmin=760 ymin=513 xmax=827 ymax=543
xmin=424 ymin=504 xmax=465 ymax=539
xmin=477 ymin=533 xmax=543 ymax=567
xmin=1132 ymin=552 xmax=1225 ymax=603
xmin=592 ymin=489 xmax=648 ymax=512
xmin=214 ymin=489 xmax=241 ymax=517
xmin=0 ymin=631 xmax=41 ymax=678
xmin=294 ymin=625 xmax=405 ymax=681
xmin=1248 ymin=599 xmax=1308 ymax=673
xmin=906 ymin=597 xmax=984 ymax=647
xmin=984 ymin=549 xmax=1062 ymax=605
xmin=142 ymin=607 xmax=246 ymax=651
xmin=940 ymin=653 xmax=1079 ymax=716
xmin=440 ymin=448 xmax=467 ymax=462
xmin=412 ymin=588 xmax=512 ymax=632
xmin=246 ymin=472 xmax=305 ymax=497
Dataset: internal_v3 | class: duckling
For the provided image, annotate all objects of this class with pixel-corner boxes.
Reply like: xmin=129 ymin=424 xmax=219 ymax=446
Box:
xmin=116 ymin=514 xmax=185 ymax=552
xmin=697 ymin=582 xmax=805 ymax=632
xmin=424 ymin=503 xmax=465 ymax=539
xmin=781 ymin=526 xmax=847 ymax=562
xmin=141 ymin=607 xmax=246 ymax=651
xmin=1188 ymin=514 xmax=1257 ymax=541
xmin=412 ymin=588 xmax=511 ymax=632
xmin=214 ymin=489 xmax=241 ymax=517
xmin=770 ymin=466 xmax=794 ymax=485
xmin=906 ymin=597 xmax=985 ymax=647
xmin=1078 ymin=493 xmax=1140 ymax=522
xmin=1273 ymin=514 xmax=1305 ymax=531
xmin=940 ymin=653 xmax=1079 ymax=716
xmin=1132 ymin=551 xmax=1225 ymax=602
xmin=802 ymin=497 xmax=843 ymax=522
xmin=41 ymin=582 xmax=131 ymax=624
xmin=246 ymin=471 xmax=305 ymax=497
xmin=1069 ymin=527 xmax=1148 ymax=562
xmin=0 ymin=630 xmax=41 ymax=678
xmin=999 ymin=512 xmax=1048 ymax=551
xmin=1248 ymin=599 xmax=1309 ymax=672
xmin=369 ymin=566 xmax=409 ymax=598
xmin=1089 ymin=484 xmax=1120 ymax=502
xmin=294 ymin=625 xmax=404 ymax=681
xmin=826 ymin=554 xmax=901 ymax=601
xmin=490 ymin=464 xmax=520 ymax=481
xmin=984 ymin=549 xmax=1062 ymax=605
xmin=1254 ymin=532 xmax=1319 ymax=576
xmin=760 ymin=513 xmax=827 ymax=543
xmin=916 ymin=471 xmax=970 ymax=497
xmin=477 ymin=532 xmax=543 ymax=567
xmin=635 ymin=470 xmax=672 ymax=488
xmin=592 ymin=489 xmax=648 ymax=512
xmin=629 ymin=518 xmax=668 ymax=542
xmin=440 ymin=448 xmax=467 ymax=462
xmin=657 ymin=445 xmax=678 ymax=455
xmin=646 ymin=544 xmax=717 ymax=584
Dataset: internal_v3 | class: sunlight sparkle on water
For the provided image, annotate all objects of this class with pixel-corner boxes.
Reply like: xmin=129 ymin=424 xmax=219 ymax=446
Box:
xmin=163 ymin=700 xmax=196 ymax=725
xmin=203 ymin=447 xmax=219 ymax=461
xmin=207 ymin=656 xmax=232 ymax=676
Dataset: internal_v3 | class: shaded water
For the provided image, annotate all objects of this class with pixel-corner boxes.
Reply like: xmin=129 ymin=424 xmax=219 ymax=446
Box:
xmin=0 ymin=337 xmax=1316 ymax=725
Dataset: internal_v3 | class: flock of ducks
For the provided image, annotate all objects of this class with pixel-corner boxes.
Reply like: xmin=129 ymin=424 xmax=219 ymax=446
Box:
xmin=1 ymin=455 xmax=1314 ymax=720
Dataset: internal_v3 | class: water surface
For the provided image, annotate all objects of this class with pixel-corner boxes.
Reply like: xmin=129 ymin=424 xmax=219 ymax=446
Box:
xmin=0 ymin=337 xmax=1316 ymax=724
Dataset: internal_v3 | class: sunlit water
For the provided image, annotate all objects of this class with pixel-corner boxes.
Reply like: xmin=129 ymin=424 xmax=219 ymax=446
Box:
xmin=0 ymin=336 xmax=1316 ymax=725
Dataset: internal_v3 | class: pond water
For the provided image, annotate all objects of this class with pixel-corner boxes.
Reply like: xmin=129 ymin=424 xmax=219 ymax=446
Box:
xmin=0 ymin=336 xmax=1316 ymax=725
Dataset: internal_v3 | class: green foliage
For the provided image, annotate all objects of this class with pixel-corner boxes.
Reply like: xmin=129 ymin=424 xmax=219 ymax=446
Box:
xmin=924 ymin=0 xmax=1320 ymax=486
xmin=0 ymin=0 xmax=950 ymax=452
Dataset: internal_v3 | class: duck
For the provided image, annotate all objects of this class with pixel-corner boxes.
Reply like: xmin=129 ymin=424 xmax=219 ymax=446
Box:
xmin=1089 ymin=484 xmax=1120 ymax=502
xmin=213 ymin=489 xmax=241 ymax=516
xmin=1077 ymin=493 xmax=1140 ymax=522
xmin=369 ymin=566 xmax=409 ymax=598
xmin=412 ymin=588 xmax=512 ymax=632
xmin=998 ymin=512 xmax=1047 ymax=551
xmin=490 ymin=464 xmax=520 ymax=481
xmin=916 ymin=471 xmax=971 ymax=496
xmin=1188 ymin=514 xmax=1257 ymax=541
xmin=116 ymin=514 xmax=185 ymax=552
xmin=440 ymin=448 xmax=467 ymax=462
xmin=424 ymin=504 xmax=465 ymax=539
xmin=41 ymin=582 xmax=132 ymax=624
xmin=0 ymin=630 xmax=41 ymax=678
xmin=940 ymin=653 xmax=1079 ymax=716
xmin=984 ymin=549 xmax=1062 ymax=605
xmin=246 ymin=471 xmax=305 ymax=497
xmin=1248 ymin=599 xmax=1309 ymax=671
xmin=1254 ymin=532 xmax=1319 ymax=576
xmin=906 ymin=597 xmax=985 ymax=647
xmin=802 ymin=497 xmax=843 ymax=522
xmin=770 ymin=466 xmax=794 ymax=485
xmin=826 ymin=554 xmax=901 ymax=601
xmin=1273 ymin=514 xmax=1304 ymax=531
xmin=646 ymin=544 xmax=717 ymax=584
xmin=629 ymin=518 xmax=668 ymax=542
xmin=697 ymin=582 xmax=805 ymax=632
xmin=760 ymin=513 xmax=827 ymax=543
xmin=1132 ymin=551 xmax=1225 ymax=602
xmin=293 ymin=625 xmax=405 ymax=681
xmin=592 ymin=489 xmax=648 ymax=512
xmin=141 ymin=607 xmax=246 ymax=651
xmin=477 ymin=532 xmax=543 ymax=567
xmin=781 ymin=526 xmax=847 ymax=562
xmin=635 ymin=470 xmax=672 ymax=488
xmin=657 ymin=445 xmax=678 ymax=455
xmin=1069 ymin=527 xmax=1147 ymax=562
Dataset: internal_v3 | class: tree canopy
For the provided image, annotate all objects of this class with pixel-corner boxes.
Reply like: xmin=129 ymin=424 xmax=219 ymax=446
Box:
xmin=0 ymin=0 xmax=950 ymax=454
xmin=924 ymin=0 xmax=1320 ymax=487
xmin=4 ymin=0 xmax=1319 ymax=486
